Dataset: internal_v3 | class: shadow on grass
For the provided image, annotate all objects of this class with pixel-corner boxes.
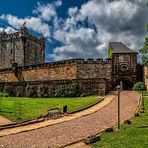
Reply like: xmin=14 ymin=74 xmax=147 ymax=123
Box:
xmin=137 ymin=125 xmax=148 ymax=128
xmin=0 ymin=110 xmax=13 ymax=113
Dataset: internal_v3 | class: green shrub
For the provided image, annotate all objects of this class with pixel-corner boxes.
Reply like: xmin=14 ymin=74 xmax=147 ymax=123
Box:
xmin=54 ymin=83 xmax=80 ymax=97
xmin=38 ymin=85 xmax=48 ymax=98
xmin=132 ymin=82 xmax=147 ymax=91
xmin=3 ymin=85 xmax=13 ymax=96
xmin=80 ymin=93 xmax=90 ymax=97
xmin=26 ymin=85 xmax=37 ymax=98
xmin=67 ymin=83 xmax=79 ymax=97
xmin=0 ymin=93 xmax=9 ymax=97
xmin=54 ymin=85 xmax=65 ymax=97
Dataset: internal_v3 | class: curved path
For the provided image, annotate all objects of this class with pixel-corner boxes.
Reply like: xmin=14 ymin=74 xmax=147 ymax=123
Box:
xmin=0 ymin=95 xmax=115 ymax=137
xmin=0 ymin=91 xmax=140 ymax=148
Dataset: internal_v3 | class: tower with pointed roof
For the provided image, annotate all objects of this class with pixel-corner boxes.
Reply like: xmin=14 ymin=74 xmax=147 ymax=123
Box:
xmin=109 ymin=42 xmax=138 ymax=89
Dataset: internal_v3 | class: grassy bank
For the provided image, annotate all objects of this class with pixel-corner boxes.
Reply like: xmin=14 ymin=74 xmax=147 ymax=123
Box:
xmin=0 ymin=96 xmax=102 ymax=123
xmin=92 ymin=92 xmax=148 ymax=148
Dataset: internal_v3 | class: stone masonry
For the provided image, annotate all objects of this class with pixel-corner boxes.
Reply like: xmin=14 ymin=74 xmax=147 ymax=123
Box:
xmin=0 ymin=59 xmax=112 ymax=83
xmin=0 ymin=23 xmax=44 ymax=69
xmin=0 ymin=59 xmax=111 ymax=96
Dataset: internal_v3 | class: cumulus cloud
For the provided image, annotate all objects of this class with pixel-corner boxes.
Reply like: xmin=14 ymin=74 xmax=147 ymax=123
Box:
xmin=0 ymin=26 xmax=16 ymax=34
xmin=50 ymin=0 xmax=147 ymax=61
xmin=33 ymin=3 xmax=55 ymax=21
xmin=0 ymin=1 xmax=62 ymax=38
xmin=33 ymin=1 xmax=62 ymax=21
xmin=50 ymin=27 xmax=105 ymax=60
xmin=54 ymin=0 xmax=62 ymax=7
xmin=0 ymin=15 xmax=50 ymax=37
xmin=0 ymin=0 xmax=147 ymax=61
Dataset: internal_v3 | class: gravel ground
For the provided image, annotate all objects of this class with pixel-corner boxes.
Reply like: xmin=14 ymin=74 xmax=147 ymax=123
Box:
xmin=0 ymin=91 xmax=140 ymax=148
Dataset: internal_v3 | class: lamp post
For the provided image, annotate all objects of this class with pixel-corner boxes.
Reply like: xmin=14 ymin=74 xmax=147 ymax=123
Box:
xmin=141 ymin=85 xmax=144 ymax=110
xmin=116 ymin=85 xmax=120 ymax=129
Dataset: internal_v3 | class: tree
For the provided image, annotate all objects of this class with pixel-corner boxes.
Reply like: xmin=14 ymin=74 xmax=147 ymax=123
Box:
xmin=140 ymin=4 xmax=148 ymax=66
xmin=140 ymin=37 xmax=148 ymax=66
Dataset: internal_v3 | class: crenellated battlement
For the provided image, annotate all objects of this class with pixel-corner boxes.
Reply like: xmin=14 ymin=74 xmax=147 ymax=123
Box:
xmin=0 ymin=29 xmax=44 ymax=45
xmin=0 ymin=58 xmax=112 ymax=72
xmin=25 ymin=58 xmax=112 ymax=69
xmin=0 ymin=31 xmax=20 ymax=41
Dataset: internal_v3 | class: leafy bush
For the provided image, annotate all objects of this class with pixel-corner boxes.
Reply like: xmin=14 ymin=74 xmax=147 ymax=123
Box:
xmin=67 ymin=83 xmax=79 ymax=97
xmin=132 ymin=82 xmax=147 ymax=91
xmin=0 ymin=92 xmax=9 ymax=97
xmin=38 ymin=85 xmax=48 ymax=98
xmin=80 ymin=93 xmax=90 ymax=97
xmin=3 ymin=85 xmax=13 ymax=96
xmin=54 ymin=83 xmax=79 ymax=97
xmin=26 ymin=85 xmax=37 ymax=98
xmin=54 ymin=85 xmax=66 ymax=97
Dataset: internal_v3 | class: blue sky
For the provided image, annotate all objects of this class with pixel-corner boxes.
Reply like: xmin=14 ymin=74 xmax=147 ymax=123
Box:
xmin=0 ymin=0 xmax=147 ymax=62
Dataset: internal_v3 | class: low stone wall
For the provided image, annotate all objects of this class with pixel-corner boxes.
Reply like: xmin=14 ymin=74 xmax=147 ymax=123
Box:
xmin=0 ymin=78 xmax=109 ymax=97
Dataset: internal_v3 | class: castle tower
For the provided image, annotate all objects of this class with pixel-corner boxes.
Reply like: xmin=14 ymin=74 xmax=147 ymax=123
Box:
xmin=0 ymin=23 xmax=45 ymax=69
xmin=108 ymin=42 xmax=138 ymax=90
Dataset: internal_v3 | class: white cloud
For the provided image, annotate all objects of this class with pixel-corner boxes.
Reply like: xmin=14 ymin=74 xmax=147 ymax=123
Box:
xmin=50 ymin=27 xmax=101 ymax=60
xmin=0 ymin=26 xmax=16 ymax=34
xmin=0 ymin=1 xmax=63 ymax=38
xmin=33 ymin=1 xmax=62 ymax=21
xmin=50 ymin=0 xmax=147 ymax=61
xmin=33 ymin=3 xmax=56 ymax=21
xmin=68 ymin=7 xmax=78 ymax=17
xmin=54 ymin=0 xmax=62 ymax=7
xmin=0 ymin=14 xmax=50 ymax=37
xmin=0 ymin=0 xmax=147 ymax=61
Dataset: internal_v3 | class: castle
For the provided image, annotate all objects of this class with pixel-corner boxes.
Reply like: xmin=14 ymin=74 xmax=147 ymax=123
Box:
xmin=0 ymin=25 xmax=142 ymax=96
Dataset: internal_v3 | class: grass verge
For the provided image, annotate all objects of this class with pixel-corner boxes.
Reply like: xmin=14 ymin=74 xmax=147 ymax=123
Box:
xmin=92 ymin=91 xmax=148 ymax=148
xmin=0 ymin=96 xmax=102 ymax=123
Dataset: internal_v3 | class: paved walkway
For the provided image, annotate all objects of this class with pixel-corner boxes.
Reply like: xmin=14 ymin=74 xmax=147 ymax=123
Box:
xmin=0 ymin=91 xmax=140 ymax=148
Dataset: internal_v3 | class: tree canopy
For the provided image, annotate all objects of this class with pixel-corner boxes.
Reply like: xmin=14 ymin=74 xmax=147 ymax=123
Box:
xmin=140 ymin=4 xmax=148 ymax=66
xmin=140 ymin=37 xmax=148 ymax=66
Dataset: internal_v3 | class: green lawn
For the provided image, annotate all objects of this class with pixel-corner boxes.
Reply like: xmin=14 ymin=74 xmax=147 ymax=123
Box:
xmin=92 ymin=91 xmax=148 ymax=148
xmin=0 ymin=96 xmax=102 ymax=123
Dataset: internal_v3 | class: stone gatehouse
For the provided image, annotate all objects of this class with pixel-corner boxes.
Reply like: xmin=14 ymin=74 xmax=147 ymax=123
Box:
xmin=0 ymin=25 xmax=141 ymax=96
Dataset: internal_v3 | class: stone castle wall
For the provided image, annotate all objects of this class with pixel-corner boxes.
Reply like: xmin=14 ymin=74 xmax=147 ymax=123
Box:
xmin=0 ymin=59 xmax=112 ymax=82
xmin=0 ymin=59 xmax=111 ymax=96
xmin=77 ymin=61 xmax=112 ymax=79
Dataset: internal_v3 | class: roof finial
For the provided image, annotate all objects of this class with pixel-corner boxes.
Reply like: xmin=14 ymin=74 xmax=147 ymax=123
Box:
xmin=20 ymin=21 xmax=28 ymax=33
xmin=23 ymin=21 xmax=27 ymax=27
